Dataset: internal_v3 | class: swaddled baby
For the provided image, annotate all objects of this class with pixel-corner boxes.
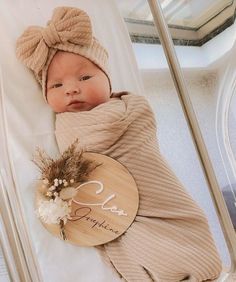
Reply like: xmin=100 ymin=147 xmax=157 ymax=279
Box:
xmin=16 ymin=6 xmax=222 ymax=282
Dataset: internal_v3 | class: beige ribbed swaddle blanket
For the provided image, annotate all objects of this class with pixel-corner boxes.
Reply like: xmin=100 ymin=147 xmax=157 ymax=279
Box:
xmin=55 ymin=92 xmax=222 ymax=282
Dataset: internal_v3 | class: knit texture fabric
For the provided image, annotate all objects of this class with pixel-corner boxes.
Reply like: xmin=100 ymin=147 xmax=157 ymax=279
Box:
xmin=55 ymin=93 xmax=222 ymax=282
xmin=15 ymin=6 xmax=110 ymax=98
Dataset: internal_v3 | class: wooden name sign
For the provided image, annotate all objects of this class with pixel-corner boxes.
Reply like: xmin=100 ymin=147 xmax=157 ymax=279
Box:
xmin=36 ymin=152 xmax=139 ymax=246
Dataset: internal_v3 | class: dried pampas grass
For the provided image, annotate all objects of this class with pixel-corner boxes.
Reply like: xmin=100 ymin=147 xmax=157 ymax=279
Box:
xmin=33 ymin=139 xmax=99 ymax=240
xmin=33 ymin=139 xmax=99 ymax=190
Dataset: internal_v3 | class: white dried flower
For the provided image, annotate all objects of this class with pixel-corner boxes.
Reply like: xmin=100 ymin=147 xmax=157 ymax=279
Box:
xmin=37 ymin=197 xmax=72 ymax=225
xmin=70 ymin=179 xmax=74 ymax=184
xmin=60 ymin=187 xmax=77 ymax=200
xmin=48 ymin=186 xmax=56 ymax=191
xmin=43 ymin=179 xmax=49 ymax=185
xmin=54 ymin=192 xmax=59 ymax=197
xmin=46 ymin=191 xmax=52 ymax=197
xmin=63 ymin=181 xmax=68 ymax=187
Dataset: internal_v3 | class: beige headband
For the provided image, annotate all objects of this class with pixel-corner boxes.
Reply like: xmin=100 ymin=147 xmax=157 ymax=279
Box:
xmin=16 ymin=6 xmax=111 ymax=98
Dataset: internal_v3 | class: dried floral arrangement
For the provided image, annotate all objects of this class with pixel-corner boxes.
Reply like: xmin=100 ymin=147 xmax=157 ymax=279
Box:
xmin=33 ymin=140 xmax=98 ymax=240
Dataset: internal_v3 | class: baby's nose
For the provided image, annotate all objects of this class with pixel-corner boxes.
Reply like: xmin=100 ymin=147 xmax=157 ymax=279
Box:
xmin=65 ymin=82 xmax=80 ymax=96
xmin=66 ymin=89 xmax=80 ymax=96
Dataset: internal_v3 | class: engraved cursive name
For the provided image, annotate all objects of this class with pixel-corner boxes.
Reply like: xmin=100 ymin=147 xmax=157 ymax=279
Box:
xmin=72 ymin=180 xmax=127 ymax=216
xmin=69 ymin=206 xmax=120 ymax=235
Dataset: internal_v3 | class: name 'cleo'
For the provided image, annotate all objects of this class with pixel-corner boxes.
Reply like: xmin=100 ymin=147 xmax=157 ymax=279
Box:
xmin=72 ymin=180 xmax=128 ymax=216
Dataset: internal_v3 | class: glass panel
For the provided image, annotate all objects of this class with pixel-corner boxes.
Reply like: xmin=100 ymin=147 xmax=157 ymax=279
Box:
xmin=221 ymin=72 xmax=236 ymax=230
xmin=228 ymin=93 xmax=236 ymax=158
xmin=117 ymin=0 xmax=235 ymax=45
xmin=159 ymin=0 xmax=236 ymax=234
xmin=116 ymin=0 xmax=232 ymax=270
xmin=227 ymin=91 xmax=236 ymax=225
xmin=0 ymin=223 xmax=10 ymax=282
xmin=139 ymin=69 xmax=231 ymax=268
xmin=0 ymin=248 xmax=10 ymax=282
xmin=117 ymin=0 xmax=233 ymax=27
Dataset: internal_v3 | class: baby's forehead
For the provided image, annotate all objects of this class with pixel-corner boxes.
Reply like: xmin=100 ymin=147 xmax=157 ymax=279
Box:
xmin=52 ymin=51 xmax=93 ymax=66
xmin=47 ymin=51 xmax=95 ymax=78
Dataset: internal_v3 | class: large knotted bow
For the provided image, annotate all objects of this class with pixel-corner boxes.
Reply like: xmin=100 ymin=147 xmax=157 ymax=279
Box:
xmin=16 ymin=7 xmax=92 ymax=73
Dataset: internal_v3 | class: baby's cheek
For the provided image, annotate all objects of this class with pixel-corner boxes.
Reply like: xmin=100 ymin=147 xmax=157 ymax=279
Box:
xmin=47 ymin=93 xmax=61 ymax=111
xmin=47 ymin=94 xmax=54 ymax=107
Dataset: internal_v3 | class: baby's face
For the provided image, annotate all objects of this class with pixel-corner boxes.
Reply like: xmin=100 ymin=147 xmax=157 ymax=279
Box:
xmin=46 ymin=51 xmax=111 ymax=113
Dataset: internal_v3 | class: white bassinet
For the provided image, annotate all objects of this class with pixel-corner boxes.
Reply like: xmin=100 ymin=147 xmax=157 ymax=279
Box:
xmin=0 ymin=1 xmax=143 ymax=281
xmin=0 ymin=0 xmax=233 ymax=281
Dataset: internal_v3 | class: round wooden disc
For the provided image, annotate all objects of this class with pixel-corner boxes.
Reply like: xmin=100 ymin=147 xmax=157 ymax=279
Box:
xmin=35 ymin=152 xmax=139 ymax=246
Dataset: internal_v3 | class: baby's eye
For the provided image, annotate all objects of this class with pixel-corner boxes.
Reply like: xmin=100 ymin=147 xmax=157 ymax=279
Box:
xmin=52 ymin=83 xmax=63 ymax=88
xmin=80 ymin=75 xmax=92 ymax=81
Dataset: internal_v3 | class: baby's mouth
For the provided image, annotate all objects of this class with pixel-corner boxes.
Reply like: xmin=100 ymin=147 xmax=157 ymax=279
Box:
xmin=68 ymin=100 xmax=84 ymax=106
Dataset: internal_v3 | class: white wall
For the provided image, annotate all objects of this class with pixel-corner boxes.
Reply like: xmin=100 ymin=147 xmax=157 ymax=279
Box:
xmin=133 ymin=20 xmax=236 ymax=70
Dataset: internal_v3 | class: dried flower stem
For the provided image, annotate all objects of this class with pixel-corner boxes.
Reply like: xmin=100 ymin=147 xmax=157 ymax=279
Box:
xmin=34 ymin=139 xmax=99 ymax=240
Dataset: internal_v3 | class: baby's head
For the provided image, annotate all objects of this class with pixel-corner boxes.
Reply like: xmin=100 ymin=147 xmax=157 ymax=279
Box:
xmin=16 ymin=6 xmax=111 ymax=113
xmin=46 ymin=51 xmax=110 ymax=113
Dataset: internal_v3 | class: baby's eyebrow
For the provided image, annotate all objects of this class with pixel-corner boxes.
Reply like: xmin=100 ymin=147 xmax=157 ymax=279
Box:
xmin=46 ymin=62 xmax=93 ymax=84
xmin=47 ymin=77 xmax=62 ymax=83
xmin=77 ymin=61 xmax=94 ymax=72
xmin=77 ymin=67 xmax=88 ymax=74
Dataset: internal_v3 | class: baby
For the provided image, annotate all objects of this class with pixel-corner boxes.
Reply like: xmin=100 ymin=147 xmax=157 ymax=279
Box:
xmin=16 ymin=6 xmax=222 ymax=282
xmin=46 ymin=51 xmax=110 ymax=113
